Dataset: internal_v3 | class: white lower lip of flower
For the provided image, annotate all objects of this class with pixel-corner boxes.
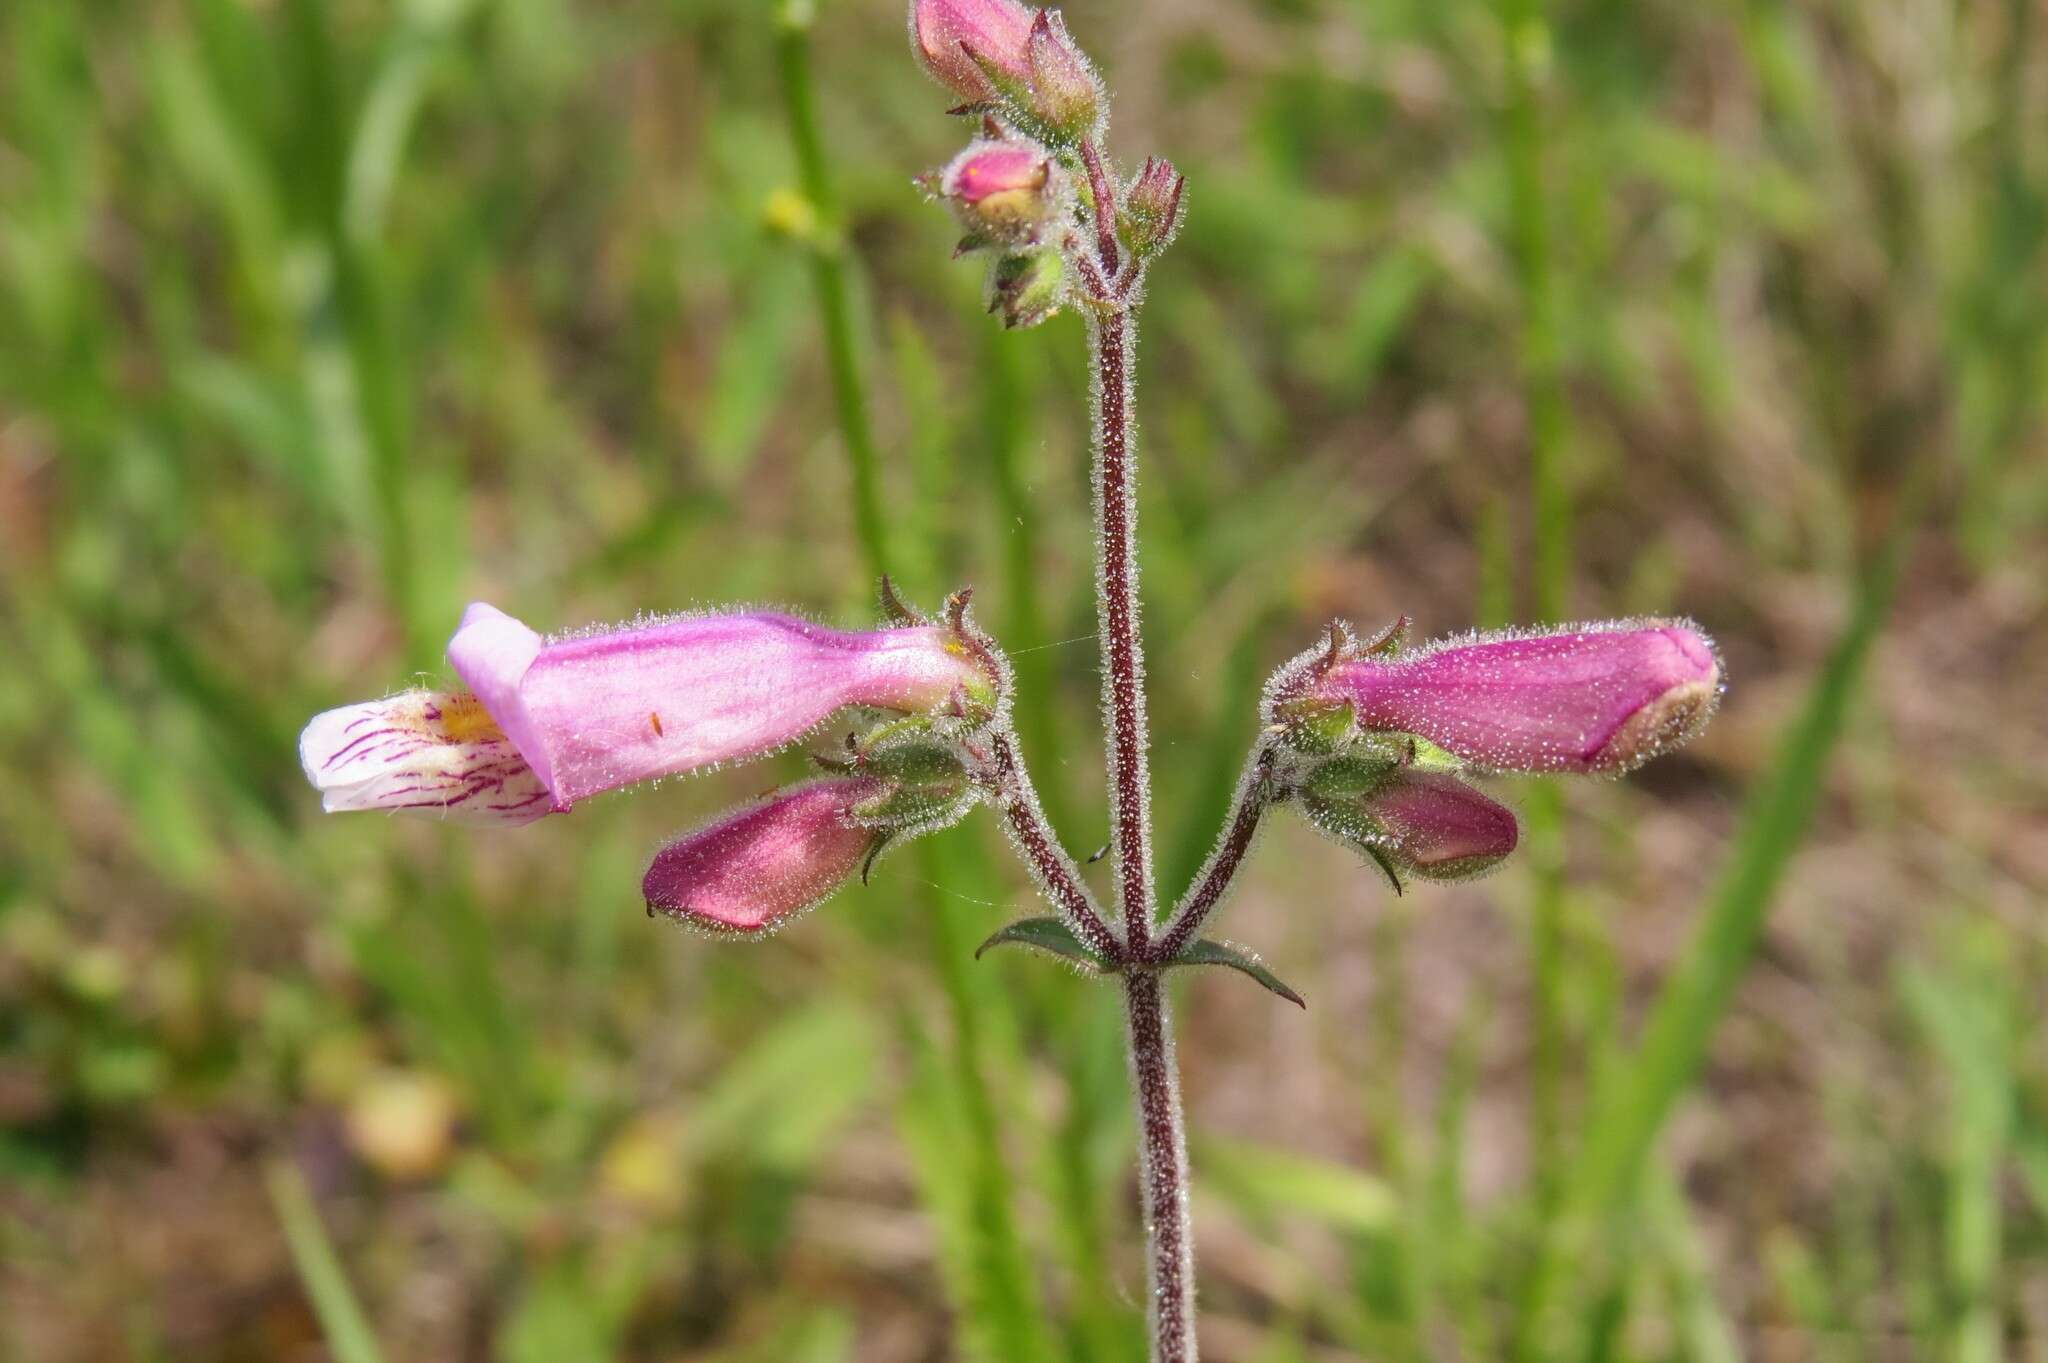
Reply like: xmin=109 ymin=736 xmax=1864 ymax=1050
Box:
xmin=299 ymin=691 xmax=554 ymax=825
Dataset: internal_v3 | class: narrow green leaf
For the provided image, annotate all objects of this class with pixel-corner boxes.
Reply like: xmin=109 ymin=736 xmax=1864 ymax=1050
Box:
xmin=1196 ymin=1137 xmax=1398 ymax=1235
xmin=688 ymin=1002 xmax=881 ymax=1171
xmin=1570 ymin=528 xmax=1907 ymax=1217
xmin=916 ymin=833 xmax=1059 ymax=1363
xmin=1171 ymin=938 xmax=1306 ymax=1009
xmin=264 ymin=1160 xmax=388 ymax=1363
xmin=1522 ymin=487 xmax=1923 ymax=1352
xmin=974 ymin=916 xmax=1107 ymax=970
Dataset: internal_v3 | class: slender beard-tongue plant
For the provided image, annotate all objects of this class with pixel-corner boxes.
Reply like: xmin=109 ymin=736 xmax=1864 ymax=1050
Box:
xmin=296 ymin=5 xmax=1726 ymax=1358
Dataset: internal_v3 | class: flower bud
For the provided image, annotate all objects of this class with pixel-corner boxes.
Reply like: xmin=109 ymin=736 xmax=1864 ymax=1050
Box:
xmin=644 ymin=778 xmax=888 ymax=936
xmin=1123 ymin=157 xmax=1186 ymax=256
xmin=986 ymin=247 xmax=1065 ymax=328
xmin=1312 ymin=621 xmax=1722 ymax=775
xmin=941 ymin=139 xmax=1058 ymax=244
xmin=909 ymin=0 xmax=1034 ymax=102
xmin=1024 ymin=10 xmax=1102 ymax=141
xmin=1301 ymin=761 xmax=1519 ymax=884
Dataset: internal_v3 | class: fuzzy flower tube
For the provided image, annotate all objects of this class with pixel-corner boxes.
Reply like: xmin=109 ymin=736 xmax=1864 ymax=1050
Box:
xmin=302 ymin=601 xmax=997 ymax=820
xmin=1310 ymin=621 xmax=1722 ymax=774
xmin=298 ymin=6 xmax=1728 ymax=1359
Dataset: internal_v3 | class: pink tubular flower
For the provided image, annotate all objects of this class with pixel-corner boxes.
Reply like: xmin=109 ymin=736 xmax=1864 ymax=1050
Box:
xmin=643 ymin=778 xmax=888 ymax=935
xmin=1314 ymin=621 xmax=1722 ymax=774
xmin=909 ymin=0 xmax=1034 ymax=101
xmin=300 ymin=603 xmax=997 ymax=819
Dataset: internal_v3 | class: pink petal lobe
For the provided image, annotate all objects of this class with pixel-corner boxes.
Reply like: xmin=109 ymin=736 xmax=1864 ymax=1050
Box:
xmin=446 ymin=602 xmax=554 ymax=798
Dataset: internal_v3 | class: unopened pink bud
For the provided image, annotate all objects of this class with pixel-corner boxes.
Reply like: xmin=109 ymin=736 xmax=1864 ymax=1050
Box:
xmin=1024 ymin=10 xmax=1102 ymax=139
xmin=909 ymin=0 xmax=1034 ymax=102
xmin=946 ymin=142 xmax=1048 ymax=205
xmin=1361 ymin=770 xmax=1519 ymax=880
xmin=440 ymin=603 xmax=995 ymax=811
xmin=1301 ymin=760 xmax=1519 ymax=882
xmin=941 ymin=140 xmax=1056 ymax=239
xmin=1317 ymin=621 xmax=1722 ymax=774
xmin=643 ymin=778 xmax=887 ymax=936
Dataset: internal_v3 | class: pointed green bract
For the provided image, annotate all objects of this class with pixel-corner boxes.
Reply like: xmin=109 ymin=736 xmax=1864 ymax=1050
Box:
xmin=974 ymin=915 xmax=1109 ymax=969
xmin=1168 ymin=939 xmax=1306 ymax=1009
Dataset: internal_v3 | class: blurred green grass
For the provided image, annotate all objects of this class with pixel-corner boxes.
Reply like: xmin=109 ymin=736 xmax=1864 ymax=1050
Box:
xmin=2 ymin=0 xmax=2045 ymax=1359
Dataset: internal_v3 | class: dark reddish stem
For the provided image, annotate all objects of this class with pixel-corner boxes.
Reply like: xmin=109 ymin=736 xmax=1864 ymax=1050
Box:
xmin=1092 ymin=306 xmax=1153 ymax=950
xmin=1153 ymin=747 xmax=1275 ymax=962
xmin=987 ymin=733 xmax=1120 ymax=962
xmin=1125 ymin=969 xmax=1195 ymax=1360
xmin=1089 ymin=269 xmax=1196 ymax=1358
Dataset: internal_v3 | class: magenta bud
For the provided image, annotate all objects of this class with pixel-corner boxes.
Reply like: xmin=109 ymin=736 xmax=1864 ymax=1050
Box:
xmin=1314 ymin=621 xmax=1723 ymax=775
xmin=1302 ymin=763 xmax=1519 ymax=883
xmin=1024 ymin=10 xmax=1102 ymax=140
xmin=1123 ymin=157 xmax=1186 ymax=256
xmin=436 ymin=603 xmax=996 ymax=811
xmin=940 ymin=139 xmax=1058 ymax=242
xmin=1364 ymin=770 xmax=1520 ymax=880
xmin=909 ymin=0 xmax=1034 ymax=102
xmin=643 ymin=778 xmax=887 ymax=936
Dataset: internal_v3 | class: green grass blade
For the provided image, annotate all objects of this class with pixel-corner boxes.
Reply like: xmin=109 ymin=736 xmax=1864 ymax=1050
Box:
xmin=1522 ymin=503 xmax=1918 ymax=1353
xmin=264 ymin=1160 xmax=389 ymax=1363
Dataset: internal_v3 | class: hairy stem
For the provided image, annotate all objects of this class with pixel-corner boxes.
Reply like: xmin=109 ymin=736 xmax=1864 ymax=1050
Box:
xmin=988 ymin=733 xmax=1120 ymax=962
xmin=1124 ymin=970 xmax=1196 ymax=1362
xmin=1090 ymin=306 xmax=1156 ymax=948
xmin=1155 ymin=746 xmax=1275 ymax=961
xmin=1086 ymin=220 xmax=1195 ymax=1350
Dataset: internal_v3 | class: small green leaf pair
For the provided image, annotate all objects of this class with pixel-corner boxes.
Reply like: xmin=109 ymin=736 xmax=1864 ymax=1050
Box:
xmin=974 ymin=917 xmax=1307 ymax=1009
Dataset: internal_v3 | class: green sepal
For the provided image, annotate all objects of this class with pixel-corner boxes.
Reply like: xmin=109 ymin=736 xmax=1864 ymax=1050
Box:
xmin=851 ymin=782 xmax=975 ymax=829
xmin=859 ymin=829 xmax=896 ymax=885
xmin=1299 ymin=772 xmax=1407 ymax=895
xmin=859 ymin=735 xmax=967 ymax=786
xmin=974 ymin=916 xmax=1109 ymax=970
xmin=1167 ymin=939 xmax=1307 ymax=1009
xmin=960 ymin=45 xmax=1044 ymax=130
xmin=1301 ymin=752 xmax=1402 ymax=802
xmin=987 ymin=249 xmax=1065 ymax=329
xmin=876 ymin=574 xmax=928 ymax=626
xmin=1273 ymin=696 xmax=1356 ymax=755
xmin=1358 ymin=841 xmax=1405 ymax=896
xmin=1405 ymin=735 xmax=1464 ymax=774
xmin=1358 ymin=615 xmax=1410 ymax=657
